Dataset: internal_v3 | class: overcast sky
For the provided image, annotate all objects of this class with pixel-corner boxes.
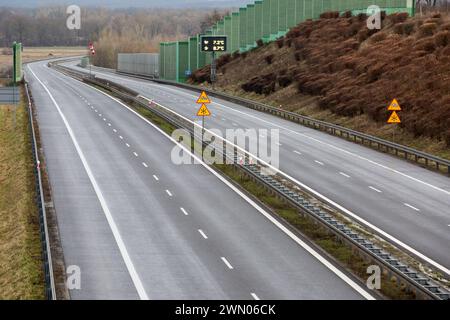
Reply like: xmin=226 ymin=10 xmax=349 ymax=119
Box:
xmin=0 ymin=0 xmax=249 ymax=8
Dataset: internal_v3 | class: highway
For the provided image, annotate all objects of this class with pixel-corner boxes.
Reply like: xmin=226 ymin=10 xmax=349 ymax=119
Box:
xmin=62 ymin=60 xmax=450 ymax=275
xmin=25 ymin=60 xmax=371 ymax=300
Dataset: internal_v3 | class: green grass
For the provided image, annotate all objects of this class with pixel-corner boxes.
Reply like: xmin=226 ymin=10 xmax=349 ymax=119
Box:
xmin=0 ymin=87 xmax=45 ymax=299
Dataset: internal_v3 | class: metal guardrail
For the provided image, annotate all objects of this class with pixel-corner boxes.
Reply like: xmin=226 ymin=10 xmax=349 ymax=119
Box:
xmin=24 ymin=80 xmax=56 ymax=300
xmin=51 ymin=62 xmax=450 ymax=300
xmin=116 ymin=71 xmax=450 ymax=176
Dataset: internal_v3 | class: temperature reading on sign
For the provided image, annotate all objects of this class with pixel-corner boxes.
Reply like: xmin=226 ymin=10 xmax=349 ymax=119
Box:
xmin=213 ymin=39 xmax=225 ymax=51
xmin=201 ymin=36 xmax=227 ymax=52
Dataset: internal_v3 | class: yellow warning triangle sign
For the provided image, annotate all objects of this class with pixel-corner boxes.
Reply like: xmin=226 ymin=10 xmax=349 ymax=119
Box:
xmin=387 ymin=111 xmax=401 ymax=124
xmin=197 ymin=104 xmax=211 ymax=117
xmin=388 ymin=99 xmax=401 ymax=111
xmin=196 ymin=91 xmax=211 ymax=104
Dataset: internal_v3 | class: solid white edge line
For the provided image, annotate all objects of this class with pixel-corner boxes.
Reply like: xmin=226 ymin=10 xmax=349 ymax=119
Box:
xmin=27 ymin=65 xmax=149 ymax=300
xmin=65 ymin=81 xmax=376 ymax=299
xmin=221 ymin=257 xmax=234 ymax=270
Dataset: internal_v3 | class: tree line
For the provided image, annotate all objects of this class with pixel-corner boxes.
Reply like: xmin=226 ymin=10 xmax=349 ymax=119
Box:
xmin=0 ymin=6 xmax=226 ymax=48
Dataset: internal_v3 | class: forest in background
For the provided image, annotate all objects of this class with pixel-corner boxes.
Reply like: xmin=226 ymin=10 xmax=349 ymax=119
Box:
xmin=0 ymin=6 xmax=227 ymax=69
xmin=0 ymin=7 xmax=226 ymax=47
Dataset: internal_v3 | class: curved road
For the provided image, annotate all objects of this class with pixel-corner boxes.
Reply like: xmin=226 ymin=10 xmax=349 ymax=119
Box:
xmin=62 ymin=60 xmax=450 ymax=276
xmin=26 ymin=60 xmax=370 ymax=300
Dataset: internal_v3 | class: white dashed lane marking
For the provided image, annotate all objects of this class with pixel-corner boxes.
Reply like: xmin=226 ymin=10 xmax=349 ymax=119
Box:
xmin=293 ymin=150 xmax=302 ymax=155
xmin=198 ymin=229 xmax=208 ymax=239
xmin=153 ymin=175 xmax=159 ymax=181
xmin=166 ymin=190 xmax=173 ymax=197
xmin=404 ymin=203 xmax=420 ymax=212
xmin=369 ymin=186 xmax=382 ymax=193
xmin=315 ymin=160 xmax=324 ymax=166
xmin=251 ymin=293 xmax=260 ymax=300
xmin=142 ymin=162 xmax=148 ymax=168
xmin=339 ymin=172 xmax=351 ymax=178
xmin=180 ymin=208 xmax=189 ymax=216
xmin=221 ymin=257 xmax=234 ymax=270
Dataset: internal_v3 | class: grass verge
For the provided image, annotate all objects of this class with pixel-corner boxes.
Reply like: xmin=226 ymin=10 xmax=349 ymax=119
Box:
xmin=0 ymin=86 xmax=45 ymax=299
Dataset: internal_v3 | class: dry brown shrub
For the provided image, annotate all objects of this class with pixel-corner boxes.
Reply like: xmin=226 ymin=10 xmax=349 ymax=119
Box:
xmin=424 ymin=18 xmax=442 ymax=25
xmin=370 ymin=32 xmax=387 ymax=43
xmin=286 ymin=26 xmax=301 ymax=38
xmin=242 ymin=73 xmax=277 ymax=95
xmin=388 ymin=12 xmax=409 ymax=24
xmin=285 ymin=38 xmax=293 ymax=47
xmin=276 ymin=38 xmax=284 ymax=48
xmin=265 ymin=54 xmax=275 ymax=64
xmin=278 ymin=74 xmax=293 ymax=88
xmin=217 ymin=54 xmax=231 ymax=68
xmin=418 ymin=23 xmax=438 ymax=38
xmin=394 ymin=22 xmax=415 ymax=35
xmin=320 ymin=11 xmax=340 ymax=19
xmin=414 ymin=38 xmax=436 ymax=52
xmin=434 ymin=31 xmax=450 ymax=47
xmin=193 ymin=13 xmax=450 ymax=146
xmin=341 ymin=11 xmax=352 ymax=18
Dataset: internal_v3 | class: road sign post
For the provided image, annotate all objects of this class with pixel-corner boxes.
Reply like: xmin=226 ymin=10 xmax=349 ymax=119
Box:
xmin=88 ymin=42 xmax=95 ymax=78
xmin=387 ymin=99 xmax=402 ymax=143
xmin=211 ymin=51 xmax=216 ymax=90
xmin=200 ymin=36 xmax=227 ymax=91
xmin=12 ymin=42 xmax=22 ymax=130
xmin=196 ymin=91 xmax=212 ymax=161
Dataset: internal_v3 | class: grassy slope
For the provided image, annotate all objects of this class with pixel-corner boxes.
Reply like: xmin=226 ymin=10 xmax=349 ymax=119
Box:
xmin=192 ymin=12 xmax=450 ymax=160
xmin=0 ymin=89 xmax=45 ymax=299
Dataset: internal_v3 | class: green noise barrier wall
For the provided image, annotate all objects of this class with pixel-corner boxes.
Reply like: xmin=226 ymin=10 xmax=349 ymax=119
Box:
xmin=160 ymin=0 xmax=414 ymax=82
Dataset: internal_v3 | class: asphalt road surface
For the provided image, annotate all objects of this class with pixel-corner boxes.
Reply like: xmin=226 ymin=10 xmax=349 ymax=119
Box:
xmin=25 ymin=60 xmax=371 ymax=300
xmin=62 ymin=60 xmax=450 ymax=275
